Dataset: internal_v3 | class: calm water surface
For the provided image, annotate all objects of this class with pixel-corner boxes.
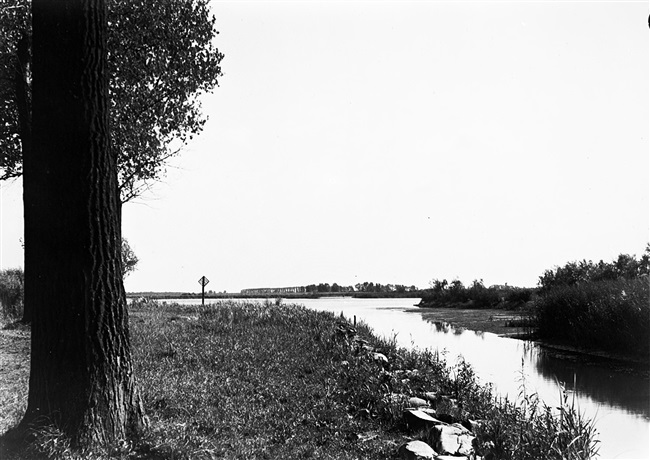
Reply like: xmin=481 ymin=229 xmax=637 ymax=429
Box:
xmin=165 ymin=297 xmax=650 ymax=459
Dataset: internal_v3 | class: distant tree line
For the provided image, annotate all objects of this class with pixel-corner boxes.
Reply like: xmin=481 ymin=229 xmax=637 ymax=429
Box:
xmin=304 ymin=283 xmax=350 ymax=293
xmin=355 ymin=282 xmax=419 ymax=293
xmin=303 ymin=282 xmax=419 ymax=294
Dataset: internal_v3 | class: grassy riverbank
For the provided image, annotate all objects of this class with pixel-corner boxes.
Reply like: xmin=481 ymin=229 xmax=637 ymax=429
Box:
xmin=1 ymin=300 xmax=598 ymax=459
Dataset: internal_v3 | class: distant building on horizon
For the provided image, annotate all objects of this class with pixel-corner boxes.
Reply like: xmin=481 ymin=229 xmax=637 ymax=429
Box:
xmin=488 ymin=284 xmax=511 ymax=290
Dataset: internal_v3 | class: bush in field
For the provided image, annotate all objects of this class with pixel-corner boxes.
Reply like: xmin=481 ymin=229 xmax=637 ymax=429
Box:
xmin=535 ymin=277 xmax=649 ymax=357
xmin=0 ymin=267 xmax=24 ymax=321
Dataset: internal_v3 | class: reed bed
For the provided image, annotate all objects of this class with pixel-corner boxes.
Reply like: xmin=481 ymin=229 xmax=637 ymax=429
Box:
xmin=535 ymin=277 xmax=649 ymax=358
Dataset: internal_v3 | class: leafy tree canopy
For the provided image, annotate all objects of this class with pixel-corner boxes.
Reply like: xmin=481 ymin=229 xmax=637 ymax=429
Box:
xmin=0 ymin=0 xmax=29 ymax=178
xmin=537 ymin=245 xmax=650 ymax=292
xmin=0 ymin=0 xmax=224 ymax=202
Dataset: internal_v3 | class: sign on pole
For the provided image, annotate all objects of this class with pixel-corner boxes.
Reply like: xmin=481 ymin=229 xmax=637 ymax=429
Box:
xmin=198 ymin=276 xmax=210 ymax=305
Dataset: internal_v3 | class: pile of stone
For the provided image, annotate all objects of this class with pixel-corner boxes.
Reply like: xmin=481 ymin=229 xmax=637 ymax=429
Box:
xmin=398 ymin=396 xmax=487 ymax=460
xmin=333 ymin=322 xmax=492 ymax=459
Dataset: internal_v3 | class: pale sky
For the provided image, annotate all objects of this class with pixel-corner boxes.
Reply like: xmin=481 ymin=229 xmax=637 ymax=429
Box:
xmin=1 ymin=1 xmax=648 ymax=293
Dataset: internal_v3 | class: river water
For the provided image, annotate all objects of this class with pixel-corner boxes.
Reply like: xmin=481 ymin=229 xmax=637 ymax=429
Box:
xmin=163 ymin=297 xmax=650 ymax=459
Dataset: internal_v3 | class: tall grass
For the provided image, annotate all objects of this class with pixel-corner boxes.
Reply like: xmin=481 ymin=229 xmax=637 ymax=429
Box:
xmin=535 ymin=277 xmax=649 ymax=358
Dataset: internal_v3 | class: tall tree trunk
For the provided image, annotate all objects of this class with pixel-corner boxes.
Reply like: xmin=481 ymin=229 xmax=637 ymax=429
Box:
xmin=19 ymin=0 xmax=147 ymax=447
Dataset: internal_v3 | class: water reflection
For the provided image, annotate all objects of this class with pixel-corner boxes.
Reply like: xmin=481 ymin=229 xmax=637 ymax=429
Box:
xmin=428 ymin=320 xmax=482 ymax=337
xmin=533 ymin=347 xmax=650 ymax=419
xmin=418 ymin=310 xmax=650 ymax=420
xmin=431 ymin=321 xmax=452 ymax=334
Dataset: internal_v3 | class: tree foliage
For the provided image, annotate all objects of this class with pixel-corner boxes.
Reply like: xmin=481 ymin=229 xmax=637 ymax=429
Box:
xmin=0 ymin=0 xmax=30 ymax=180
xmin=537 ymin=245 xmax=650 ymax=293
xmin=121 ymin=238 xmax=139 ymax=278
xmin=423 ymin=278 xmax=532 ymax=308
xmin=353 ymin=281 xmax=418 ymax=293
xmin=0 ymin=0 xmax=224 ymax=201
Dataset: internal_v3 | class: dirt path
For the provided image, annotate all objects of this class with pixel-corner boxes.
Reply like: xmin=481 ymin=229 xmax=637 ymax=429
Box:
xmin=0 ymin=325 xmax=30 ymax=434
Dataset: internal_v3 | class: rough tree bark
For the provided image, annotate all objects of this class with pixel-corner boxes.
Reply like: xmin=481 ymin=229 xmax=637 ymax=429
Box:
xmin=18 ymin=0 xmax=147 ymax=447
